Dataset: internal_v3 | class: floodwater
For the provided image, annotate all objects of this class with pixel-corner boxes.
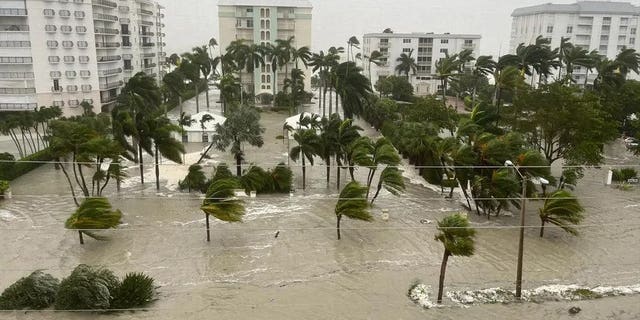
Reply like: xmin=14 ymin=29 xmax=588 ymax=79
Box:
xmin=1 ymin=90 xmax=639 ymax=319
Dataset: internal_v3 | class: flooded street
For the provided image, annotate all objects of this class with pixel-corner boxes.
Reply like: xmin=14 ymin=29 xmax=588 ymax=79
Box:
xmin=1 ymin=90 xmax=639 ymax=319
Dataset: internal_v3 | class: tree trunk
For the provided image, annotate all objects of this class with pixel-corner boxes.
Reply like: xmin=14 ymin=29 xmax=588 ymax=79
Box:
xmin=336 ymin=214 xmax=342 ymax=240
xmin=236 ymin=153 xmax=242 ymax=177
xmin=302 ymin=156 xmax=306 ymax=190
xmin=59 ymin=161 xmax=80 ymax=207
xmin=205 ymin=82 xmax=210 ymax=110
xmin=329 ymin=88 xmax=333 ymax=115
xmin=336 ymin=165 xmax=341 ymax=190
xmin=138 ymin=144 xmax=145 ymax=184
xmin=77 ymin=163 xmax=90 ymax=197
xmin=539 ymin=219 xmax=545 ymax=238
xmin=155 ymin=145 xmax=160 ymax=191
xmin=195 ymin=83 xmax=200 ymax=113
xmin=326 ymin=159 xmax=331 ymax=187
xmin=371 ymin=181 xmax=382 ymax=205
xmin=366 ymin=168 xmax=376 ymax=199
xmin=206 ymin=214 xmax=211 ymax=242
xmin=437 ymin=250 xmax=450 ymax=304
xmin=78 ymin=231 xmax=84 ymax=245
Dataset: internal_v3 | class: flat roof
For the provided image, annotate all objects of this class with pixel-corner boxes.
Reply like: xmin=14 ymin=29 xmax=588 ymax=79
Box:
xmin=512 ymin=1 xmax=640 ymax=17
xmin=364 ymin=33 xmax=481 ymax=39
xmin=218 ymin=0 xmax=312 ymax=8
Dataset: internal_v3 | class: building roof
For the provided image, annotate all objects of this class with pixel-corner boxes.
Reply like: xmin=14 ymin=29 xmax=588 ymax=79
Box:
xmin=363 ymin=32 xmax=481 ymax=39
xmin=284 ymin=112 xmax=319 ymax=139
xmin=218 ymin=0 xmax=312 ymax=8
xmin=183 ymin=112 xmax=226 ymax=132
xmin=512 ymin=1 xmax=640 ymax=17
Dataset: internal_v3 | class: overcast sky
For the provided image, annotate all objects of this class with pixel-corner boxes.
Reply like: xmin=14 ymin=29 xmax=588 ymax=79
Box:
xmin=158 ymin=0 xmax=613 ymax=57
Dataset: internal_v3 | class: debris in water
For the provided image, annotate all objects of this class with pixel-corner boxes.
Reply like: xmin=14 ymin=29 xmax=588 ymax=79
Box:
xmin=420 ymin=219 xmax=432 ymax=224
xmin=274 ymin=231 xmax=280 ymax=238
xmin=569 ymin=306 xmax=581 ymax=314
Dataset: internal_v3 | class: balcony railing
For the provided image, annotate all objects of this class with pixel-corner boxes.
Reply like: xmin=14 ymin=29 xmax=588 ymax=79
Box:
xmin=0 ymin=57 xmax=32 ymax=64
xmin=99 ymin=80 xmax=123 ymax=90
xmin=141 ymin=42 xmax=155 ymax=47
xmin=97 ymin=55 xmax=121 ymax=62
xmin=140 ymin=31 xmax=154 ymax=36
xmin=0 ymin=103 xmax=37 ymax=111
xmin=101 ymin=95 xmax=118 ymax=103
xmin=0 ymin=25 xmax=29 ymax=32
xmin=142 ymin=52 xmax=155 ymax=58
xmin=95 ymin=27 xmax=119 ymax=35
xmin=0 ymin=9 xmax=28 ymax=16
xmin=51 ymin=87 xmax=63 ymax=93
xmin=92 ymin=0 xmax=117 ymax=8
xmin=96 ymin=42 xmax=121 ymax=48
xmin=0 ymin=72 xmax=34 ymax=79
xmin=139 ymin=20 xmax=153 ymax=26
xmin=138 ymin=9 xmax=153 ymax=16
xmin=93 ymin=13 xmax=118 ymax=21
xmin=144 ymin=63 xmax=156 ymax=68
xmin=98 ymin=67 xmax=123 ymax=76
xmin=0 ymin=87 xmax=35 ymax=94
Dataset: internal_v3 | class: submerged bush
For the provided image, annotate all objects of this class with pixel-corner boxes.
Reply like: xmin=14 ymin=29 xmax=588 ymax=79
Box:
xmin=55 ymin=264 xmax=120 ymax=310
xmin=612 ymin=168 xmax=638 ymax=182
xmin=111 ymin=273 xmax=156 ymax=309
xmin=271 ymin=163 xmax=293 ymax=193
xmin=0 ymin=271 xmax=59 ymax=310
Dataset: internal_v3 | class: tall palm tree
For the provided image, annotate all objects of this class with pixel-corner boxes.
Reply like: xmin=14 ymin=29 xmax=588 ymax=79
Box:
xmin=365 ymin=50 xmax=385 ymax=85
xmin=557 ymin=37 xmax=572 ymax=80
xmin=538 ymin=189 xmax=584 ymax=237
xmin=227 ymin=40 xmax=265 ymax=104
xmin=434 ymin=213 xmax=476 ymax=303
xmin=347 ymin=36 xmax=360 ymax=63
xmin=148 ymin=116 xmax=185 ymax=190
xmin=333 ymin=62 xmax=372 ymax=119
xmin=274 ymin=36 xmax=294 ymax=91
xmin=365 ymin=138 xmax=400 ymax=198
xmin=317 ymin=115 xmax=340 ymax=186
xmin=266 ymin=43 xmax=287 ymax=96
xmin=65 ymin=197 xmax=122 ymax=245
xmin=178 ymin=56 xmax=202 ymax=112
xmin=290 ymin=128 xmax=320 ymax=190
xmin=562 ymin=45 xmax=589 ymax=82
xmin=471 ymin=55 xmax=496 ymax=106
xmin=335 ymin=181 xmax=371 ymax=240
xmin=582 ymin=50 xmax=601 ymax=88
xmin=200 ymin=178 xmax=245 ymax=242
xmin=395 ymin=50 xmax=417 ymax=79
xmin=334 ymin=118 xmax=363 ymax=188
xmin=435 ymin=53 xmax=461 ymax=106
xmin=370 ymin=166 xmax=404 ymax=204
xmin=189 ymin=46 xmax=214 ymax=110
xmin=614 ymin=48 xmax=640 ymax=79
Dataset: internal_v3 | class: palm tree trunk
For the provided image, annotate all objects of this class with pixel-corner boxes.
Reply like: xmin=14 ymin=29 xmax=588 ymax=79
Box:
xmin=326 ymin=158 xmax=330 ymax=187
xmin=59 ymin=160 xmax=80 ymax=207
xmin=206 ymin=214 xmax=211 ymax=242
xmin=337 ymin=165 xmax=341 ymax=190
xmin=155 ymin=145 xmax=160 ymax=191
xmin=205 ymin=82 xmax=210 ymax=110
xmin=302 ymin=156 xmax=306 ymax=190
xmin=366 ymin=168 xmax=376 ymax=199
xmin=437 ymin=250 xmax=450 ymax=303
xmin=8 ymin=131 xmax=24 ymax=158
xmin=139 ymin=144 xmax=145 ymax=184
xmin=539 ymin=219 xmax=545 ymax=238
xmin=77 ymin=163 xmax=90 ymax=197
xmin=583 ymin=69 xmax=589 ymax=89
xmin=371 ymin=180 xmax=382 ymax=205
xmin=236 ymin=153 xmax=242 ymax=177
xmin=336 ymin=214 xmax=342 ymax=240
xmin=195 ymin=83 xmax=200 ymax=113
xmin=329 ymin=88 xmax=333 ymax=115
xmin=78 ymin=231 xmax=84 ymax=245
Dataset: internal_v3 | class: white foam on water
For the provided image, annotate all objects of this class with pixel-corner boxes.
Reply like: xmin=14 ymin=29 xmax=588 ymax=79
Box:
xmin=0 ymin=209 xmax=20 ymax=222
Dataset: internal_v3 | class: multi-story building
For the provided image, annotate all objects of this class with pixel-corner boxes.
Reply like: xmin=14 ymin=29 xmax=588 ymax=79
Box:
xmin=0 ymin=0 xmax=165 ymax=115
xmin=511 ymin=1 xmax=640 ymax=84
xmin=218 ymin=0 xmax=312 ymax=96
xmin=362 ymin=32 xmax=481 ymax=96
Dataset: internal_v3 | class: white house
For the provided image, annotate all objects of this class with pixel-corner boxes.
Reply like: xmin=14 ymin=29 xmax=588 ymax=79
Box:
xmin=177 ymin=111 xmax=226 ymax=143
xmin=283 ymin=112 xmax=318 ymax=139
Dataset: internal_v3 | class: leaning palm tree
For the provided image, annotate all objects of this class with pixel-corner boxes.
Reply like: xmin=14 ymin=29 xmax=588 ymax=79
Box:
xmin=335 ymin=181 xmax=372 ymax=240
xmin=395 ymin=50 xmax=417 ymax=79
xmin=538 ymin=190 xmax=584 ymax=238
xmin=290 ymin=128 xmax=320 ymax=190
xmin=65 ymin=197 xmax=122 ymax=245
xmin=614 ymin=47 xmax=640 ymax=79
xmin=200 ymin=178 xmax=245 ymax=242
xmin=370 ymin=166 xmax=404 ymax=205
xmin=365 ymin=50 xmax=385 ymax=84
xmin=149 ymin=116 xmax=185 ymax=190
xmin=435 ymin=53 xmax=461 ymax=105
xmin=434 ymin=213 xmax=476 ymax=304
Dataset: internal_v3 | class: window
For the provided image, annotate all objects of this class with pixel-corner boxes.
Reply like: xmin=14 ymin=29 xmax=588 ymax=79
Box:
xmin=69 ymin=100 xmax=80 ymax=107
xmin=124 ymin=59 xmax=132 ymax=70
xmin=236 ymin=19 xmax=242 ymax=27
xmin=599 ymin=45 xmax=608 ymax=51
xmin=440 ymin=48 xmax=448 ymax=54
xmin=67 ymin=85 xmax=78 ymax=92
xmin=65 ymin=71 xmax=76 ymax=78
xmin=464 ymin=39 xmax=473 ymax=45
xmin=619 ymin=35 xmax=627 ymax=41
xmin=45 ymin=25 xmax=57 ymax=32
xmin=419 ymin=38 xmax=433 ymax=44
xmin=266 ymin=20 xmax=270 ymax=28
xmin=121 ymin=24 xmax=129 ymax=34
xmin=62 ymin=41 xmax=74 ymax=48
xmin=76 ymin=26 xmax=87 ymax=33
xmin=440 ymin=39 xmax=448 ymax=44
xmin=53 ymin=79 xmax=60 ymax=91
xmin=50 ymin=71 xmax=62 ymax=78
xmin=621 ymin=17 xmax=629 ymax=25
xmin=266 ymin=8 xmax=270 ymax=16
xmin=266 ymin=74 xmax=271 ymax=82
xmin=77 ymin=41 xmax=88 ymax=48
xmin=602 ymin=25 xmax=610 ymax=32
xmin=47 ymin=40 xmax=59 ymax=48
xmin=618 ymin=45 xmax=625 ymax=51
xmin=43 ymin=9 xmax=55 ymax=17
xmin=266 ymin=31 xmax=270 ymax=40
xmin=74 ymin=11 xmax=85 ymax=19
xmin=620 ymin=26 xmax=628 ymax=33
xmin=63 ymin=56 xmax=75 ymax=63
xmin=261 ymin=31 xmax=265 ymax=40
xmin=603 ymin=17 xmax=611 ymax=24
xmin=260 ymin=8 xmax=265 ymax=17
xmin=48 ymin=56 xmax=60 ymax=63
xmin=79 ymin=56 xmax=89 ymax=63
xmin=379 ymin=48 xmax=388 ymax=54
xmin=261 ymin=74 xmax=266 ymax=82
xmin=403 ymin=39 xmax=411 ymax=44
xmin=402 ymin=48 xmax=411 ymax=53
xmin=59 ymin=10 xmax=71 ymax=18
xmin=61 ymin=25 xmax=72 ymax=33
xmin=601 ymin=35 xmax=609 ymax=41
xmin=247 ymin=19 xmax=253 ymax=28
xmin=261 ymin=19 xmax=265 ymax=28
xmin=631 ymin=38 xmax=636 ymax=45
xmin=53 ymin=100 xmax=64 ymax=107
xmin=80 ymin=70 xmax=91 ymax=77
xmin=566 ymin=26 xmax=573 ymax=33
xmin=632 ymin=28 xmax=637 ymax=34
xmin=246 ymin=8 xmax=253 ymax=13
xmin=202 ymin=133 xmax=209 ymax=143
xmin=546 ymin=25 xmax=553 ymax=33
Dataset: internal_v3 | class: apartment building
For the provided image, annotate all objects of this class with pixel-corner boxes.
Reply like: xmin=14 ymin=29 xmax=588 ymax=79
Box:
xmin=0 ymin=0 xmax=165 ymax=115
xmin=511 ymin=1 xmax=640 ymax=84
xmin=218 ymin=0 xmax=312 ymax=96
xmin=362 ymin=32 xmax=481 ymax=96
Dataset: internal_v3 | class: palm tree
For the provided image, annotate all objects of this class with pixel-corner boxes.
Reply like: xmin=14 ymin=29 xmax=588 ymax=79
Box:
xmin=582 ymin=50 xmax=601 ymax=88
xmin=333 ymin=62 xmax=372 ymax=118
xmin=200 ymin=178 xmax=245 ymax=242
xmin=614 ymin=48 xmax=640 ymax=79
xmin=471 ymin=55 xmax=496 ymax=106
xmin=274 ymin=36 xmax=295 ymax=88
xmin=317 ymin=115 xmax=340 ymax=186
xmin=347 ymin=36 xmax=360 ymax=63
xmin=65 ymin=197 xmax=122 ymax=245
xmin=190 ymin=46 xmax=214 ymax=110
xmin=562 ymin=45 xmax=589 ymax=82
xmin=370 ymin=167 xmax=404 ymax=205
xmin=434 ymin=213 xmax=476 ymax=303
xmin=178 ymin=57 xmax=202 ymax=112
xmin=334 ymin=118 xmax=363 ymax=188
xmin=149 ymin=116 xmax=185 ymax=190
xmin=180 ymin=164 xmax=207 ymax=192
xmin=227 ymin=40 xmax=265 ymax=104
xmin=290 ymin=128 xmax=320 ymax=190
xmin=365 ymin=50 xmax=385 ymax=85
xmin=557 ymin=37 xmax=572 ymax=80
xmin=395 ymin=50 xmax=417 ymax=79
xmin=435 ymin=53 xmax=461 ymax=105
xmin=366 ymin=138 xmax=400 ymax=198
xmin=539 ymin=190 xmax=584 ymax=237
xmin=266 ymin=43 xmax=287 ymax=96
xmin=335 ymin=181 xmax=371 ymax=240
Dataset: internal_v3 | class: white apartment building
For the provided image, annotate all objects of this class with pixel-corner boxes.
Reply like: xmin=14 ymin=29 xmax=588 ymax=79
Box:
xmin=0 ymin=0 xmax=165 ymax=115
xmin=362 ymin=32 xmax=481 ymax=96
xmin=511 ymin=1 xmax=640 ymax=84
xmin=218 ymin=0 xmax=312 ymax=96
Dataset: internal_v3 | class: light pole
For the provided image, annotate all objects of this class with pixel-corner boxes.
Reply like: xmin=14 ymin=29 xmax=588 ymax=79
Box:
xmin=505 ymin=160 xmax=526 ymax=299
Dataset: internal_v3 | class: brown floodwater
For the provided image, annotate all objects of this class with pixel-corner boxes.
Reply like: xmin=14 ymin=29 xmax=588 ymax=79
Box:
xmin=1 ymin=91 xmax=639 ymax=319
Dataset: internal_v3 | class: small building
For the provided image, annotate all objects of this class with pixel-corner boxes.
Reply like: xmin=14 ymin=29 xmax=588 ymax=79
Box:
xmin=176 ymin=111 xmax=226 ymax=143
xmin=283 ymin=112 xmax=319 ymax=139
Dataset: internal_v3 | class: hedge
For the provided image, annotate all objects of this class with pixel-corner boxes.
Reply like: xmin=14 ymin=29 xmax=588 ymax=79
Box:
xmin=0 ymin=149 xmax=54 ymax=181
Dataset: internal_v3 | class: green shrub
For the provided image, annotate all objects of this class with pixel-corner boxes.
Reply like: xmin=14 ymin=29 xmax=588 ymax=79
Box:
xmin=110 ymin=273 xmax=155 ymax=309
xmin=612 ymin=168 xmax=638 ymax=182
xmin=271 ymin=163 xmax=293 ymax=193
xmin=0 ymin=149 xmax=53 ymax=181
xmin=0 ymin=180 xmax=9 ymax=196
xmin=212 ymin=163 xmax=235 ymax=182
xmin=179 ymin=164 xmax=209 ymax=193
xmin=55 ymin=265 xmax=120 ymax=310
xmin=256 ymin=93 xmax=274 ymax=105
xmin=241 ymin=166 xmax=273 ymax=193
xmin=0 ymin=271 xmax=59 ymax=310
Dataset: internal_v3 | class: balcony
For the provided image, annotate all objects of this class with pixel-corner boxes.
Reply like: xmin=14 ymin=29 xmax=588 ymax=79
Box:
xmin=0 ymin=25 xmax=29 ymax=32
xmin=0 ymin=56 xmax=32 ymax=64
xmin=98 ymin=67 xmax=122 ymax=76
xmin=99 ymin=80 xmax=123 ymax=90
xmin=101 ymin=95 xmax=118 ymax=103
xmin=379 ymin=42 xmax=390 ymax=48
xmin=139 ymin=20 xmax=153 ymax=26
xmin=0 ymin=72 xmax=34 ymax=79
xmin=51 ymin=87 xmax=63 ymax=93
xmin=277 ymin=22 xmax=295 ymax=30
xmin=0 ymin=103 xmax=37 ymax=111
xmin=92 ymin=0 xmax=117 ymax=8
xmin=96 ymin=42 xmax=121 ymax=48
xmin=0 ymin=87 xmax=35 ymax=95
xmin=95 ymin=27 xmax=119 ymax=35
xmin=144 ymin=63 xmax=156 ymax=68
xmin=141 ymin=42 xmax=155 ymax=47
xmin=142 ymin=52 xmax=155 ymax=58
xmin=97 ymin=55 xmax=121 ymax=63
xmin=0 ymin=9 xmax=28 ymax=16
xmin=93 ymin=13 xmax=118 ymax=22
xmin=0 ymin=41 xmax=31 ymax=48
xmin=121 ymin=29 xmax=131 ymax=35
xmin=138 ymin=9 xmax=153 ymax=16
xmin=140 ymin=31 xmax=154 ymax=37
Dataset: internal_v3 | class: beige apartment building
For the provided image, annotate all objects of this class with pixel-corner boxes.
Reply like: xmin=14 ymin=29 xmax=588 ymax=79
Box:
xmin=218 ymin=0 xmax=312 ymax=96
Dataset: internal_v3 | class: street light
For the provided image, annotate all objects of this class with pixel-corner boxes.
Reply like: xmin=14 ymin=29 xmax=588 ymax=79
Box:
xmin=504 ymin=160 xmax=526 ymax=299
